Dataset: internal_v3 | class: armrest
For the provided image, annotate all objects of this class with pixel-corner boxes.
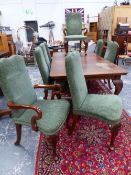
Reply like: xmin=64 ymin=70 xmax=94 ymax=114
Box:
xmin=34 ymin=84 xmax=62 ymax=90
xmin=0 ymin=109 xmax=11 ymax=117
xmin=63 ymin=28 xmax=68 ymax=36
xmin=81 ymin=28 xmax=88 ymax=35
xmin=7 ymin=101 xmax=42 ymax=131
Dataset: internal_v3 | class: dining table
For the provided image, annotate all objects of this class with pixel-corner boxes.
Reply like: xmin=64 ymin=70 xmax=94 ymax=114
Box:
xmin=50 ymin=52 xmax=128 ymax=95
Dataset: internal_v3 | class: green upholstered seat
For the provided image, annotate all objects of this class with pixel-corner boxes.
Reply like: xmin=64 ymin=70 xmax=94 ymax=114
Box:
xmin=95 ymin=39 xmax=104 ymax=56
xmin=35 ymin=46 xmax=50 ymax=84
xmin=0 ymin=55 xmax=70 ymax=150
xmin=39 ymin=42 xmax=52 ymax=70
xmin=65 ymin=51 xmax=122 ymax=149
xmin=64 ymin=12 xmax=87 ymax=55
xmin=104 ymin=41 xmax=119 ymax=63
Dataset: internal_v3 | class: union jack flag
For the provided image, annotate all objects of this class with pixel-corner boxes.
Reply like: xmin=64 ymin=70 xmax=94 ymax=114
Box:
xmin=65 ymin=8 xmax=84 ymax=22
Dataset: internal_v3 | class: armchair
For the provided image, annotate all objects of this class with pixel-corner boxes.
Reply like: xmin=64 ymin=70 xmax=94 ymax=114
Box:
xmin=0 ymin=55 xmax=70 ymax=157
xmin=63 ymin=12 xmax=88 ymax=55
xmin=65 ymin=51 xmax=122 ymax=150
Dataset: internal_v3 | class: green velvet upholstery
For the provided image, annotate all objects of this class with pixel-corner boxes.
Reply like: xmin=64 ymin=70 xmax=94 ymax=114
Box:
xmin=39 ymin=43 xmax=51 ymax=70
xmin=35 ymin=46 xmax=50 ymax=84
xmin=44 ymin=42 xmax=52 ymax=63
xmin=104 ymin=41 xmax=119 ymax=63
xmin=95 ymin=39 xmax=104 ymax=56
xmin=0 ymin=55 xmax=70 ymax=136
xmin=64 ymin=12 xmax=87 ymax=41
xmin=65 ymin=51 xmax=122 ymax=124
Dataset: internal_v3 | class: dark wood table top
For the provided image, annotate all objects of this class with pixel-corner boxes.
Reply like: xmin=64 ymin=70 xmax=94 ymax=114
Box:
xmin=50 ymin=52 xmax=128 ymax=80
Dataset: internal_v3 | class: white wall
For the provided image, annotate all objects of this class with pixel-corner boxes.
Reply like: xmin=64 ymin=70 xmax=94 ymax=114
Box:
xmin=0 ymin=0 xmax=126 ymax=44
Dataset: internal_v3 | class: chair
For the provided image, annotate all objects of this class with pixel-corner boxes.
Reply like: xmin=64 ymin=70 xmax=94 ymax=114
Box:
xmin=94 ymin=39 xmax=104 ymax=56
xmin=65 ymin=51 xmax=122 ymax=150
xmin=35 ymin=46 xmax=53 ymax=99
xmin=104 ymin=41 xmax=119 ymax=89
xmin=40 ymin=42 xmax=52 ymax=69
xmin=63 ymin=12 xmax=88 ymax=55
xmin=104 ymin=41 xmax=119 ymax=64
xmin=0 ymin=55 xmax=70 ymax=157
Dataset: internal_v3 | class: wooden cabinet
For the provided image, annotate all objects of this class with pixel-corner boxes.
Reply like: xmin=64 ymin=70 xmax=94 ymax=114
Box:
xmin=89 ymin=22 xmax=97 ymax=32
xmin=112 ymin=35 xmax=127 ymax=54
xmin=86 ymin=32 xmax=97 ymax=42
xmin=98 ymin=5 xmax=131 ymax=40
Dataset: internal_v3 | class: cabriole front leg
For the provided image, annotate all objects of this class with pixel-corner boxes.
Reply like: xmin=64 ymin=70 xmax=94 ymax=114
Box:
xmin=112 ymin=78 xmax=123 ymax=95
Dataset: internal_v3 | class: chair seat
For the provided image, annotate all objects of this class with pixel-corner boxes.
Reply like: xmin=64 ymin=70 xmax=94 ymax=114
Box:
xmin=65 ymin=35 xmax=87 ymax=41
xmin=12 ymin=99 xmax=70 ymax=135
xmin=74 ymin=94 xmax=122 ymax=124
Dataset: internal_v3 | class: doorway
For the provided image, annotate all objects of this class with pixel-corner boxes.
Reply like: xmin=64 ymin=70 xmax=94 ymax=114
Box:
xmin=24 ymin=21 xmax=38 ymax=42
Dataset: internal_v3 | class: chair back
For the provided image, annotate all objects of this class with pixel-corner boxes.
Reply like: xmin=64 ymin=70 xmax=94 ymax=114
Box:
xmin=0 ymin=55 xmax=37 ymax=117
xmin=95 ymin=39 xmax=103 ymax=56
xmin=66 ymin=12 xmax=82 ymax=35
xmin=65 ymin=51 xmax=88 ymax=109
xmin=39 ymin=43 xmax=51 ymax=70
xmin=35 ymin=46 xmax=50 ymax=84
xmin=44 ymin=42 xmax=52 ymax=62
xmin=104 ymin=41 xmax=119 ymax=63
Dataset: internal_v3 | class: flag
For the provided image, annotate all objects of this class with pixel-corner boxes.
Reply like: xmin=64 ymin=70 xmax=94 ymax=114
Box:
xmin=65 ymin=8 xmax=84 ymax=22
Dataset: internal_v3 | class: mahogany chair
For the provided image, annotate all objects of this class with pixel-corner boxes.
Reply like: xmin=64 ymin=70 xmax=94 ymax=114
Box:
xmin=0 ymin=55 xmax=70 ymax=157
xmin=94 ymin=39 xmax=104 ymax=56
xmin=65 ymin=51 xmax=122 ymax=150
xmin=63 ymin=12 xmax=88 ymax=55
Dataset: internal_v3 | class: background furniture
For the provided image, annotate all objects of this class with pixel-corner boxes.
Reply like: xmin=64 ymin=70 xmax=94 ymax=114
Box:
xmin=63 ymin=12 xmax=87 ymax=55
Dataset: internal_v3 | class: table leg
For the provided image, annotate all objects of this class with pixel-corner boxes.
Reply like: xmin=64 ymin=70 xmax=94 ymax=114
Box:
xmin=112 ymin=79 xmax=123 ymax=95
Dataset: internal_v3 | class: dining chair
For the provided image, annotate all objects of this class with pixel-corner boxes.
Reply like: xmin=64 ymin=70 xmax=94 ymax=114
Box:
xmin=35 ymin=46 xmax=54 ymax=99
xmin=39 ymin=42 xmax=52 ymax=70
xmin=0 ymin=55 xmax=70 ymax=157
xmin=65 ymin=51 xmax=122 ymax=150
xmin=94 ymin=39 xmax=104 ymax=56
xmin=63 ymin=12 xmax=88 ymax=55
xmin=104 ymin=41 xmax=119 ymax=89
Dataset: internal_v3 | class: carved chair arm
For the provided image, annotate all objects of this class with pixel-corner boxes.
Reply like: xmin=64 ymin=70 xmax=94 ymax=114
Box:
xmin=63 ymin=28 xmax=68 ymax=36
xmin=81 ymin=28 xmax=88 ymax=35
xmin=7 ymin=101 xmax=42 ymax=131
xmin=0 ymin=109 xmax=12 ymax=117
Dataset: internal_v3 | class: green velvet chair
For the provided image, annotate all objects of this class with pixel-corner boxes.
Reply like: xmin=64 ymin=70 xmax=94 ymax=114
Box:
xmin=39 ymin=42 xmax=52 ymax=70
xmin=104 ymin=41 xmax=119 ymax=63
xmin=35 ymin=46 xmax=54 ymax=99
xmin=0 ymin=55 xmax=70 ymax=157
xmin=95 ymin=39 xmax=104 ymax=56
xmin=104 ymin=41 xmax=119 ymax=89
xmin=63 ymin=12 xmax=88 ymax=55
xmin=65 ymin=51 xmax=122 ymax=150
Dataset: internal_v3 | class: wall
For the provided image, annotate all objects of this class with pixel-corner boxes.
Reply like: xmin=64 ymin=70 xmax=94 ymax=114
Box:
xmin=0 ymin=0 xmax=124 ymax=44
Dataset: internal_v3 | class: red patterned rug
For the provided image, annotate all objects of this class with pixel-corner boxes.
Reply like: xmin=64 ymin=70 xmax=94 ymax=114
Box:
xmin=35 ymin=80 xmax=131 ymax=175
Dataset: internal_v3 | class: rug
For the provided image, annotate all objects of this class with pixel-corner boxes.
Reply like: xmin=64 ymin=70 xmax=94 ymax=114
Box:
xmin=35 ymin=80 xmax=131 ymax=175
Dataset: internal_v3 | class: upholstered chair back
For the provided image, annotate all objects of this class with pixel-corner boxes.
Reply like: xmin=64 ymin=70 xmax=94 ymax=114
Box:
xmin=66 ymin=12 xmax=82 ymax=35
xmin=104 ymin=41 xmax=119 ymax=63
xmin=65 ymin=51 xmax=88 ymax=109
xmin=35 ymin=46 xmax=50 ymax=84
xmin=44 ymin=42 xmax=52 ymax=62
xmin=95 ymin=39 xmax=104 ymax=56
xmin=39 ymin=43 xmax=51 ymax=70
xmin=0 ymin=55 xmax=37 ymax=117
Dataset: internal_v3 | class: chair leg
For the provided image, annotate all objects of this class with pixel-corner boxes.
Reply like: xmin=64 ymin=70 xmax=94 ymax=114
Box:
xmin=84 ymin=40 xmax=88 ymax=55
xmin=64 ymin=41 xmax=68 ymax=55
xmin=44 ymin=90 xmax=48 ymax=99
xmin=46 ymin=134 xmax=59 ymax=158
xmin=15 ymin=123 xmax=22 ymax=145
xmin=68 ymin=115 xmax=80 ymax=135
xmin=107 ymin=79 xmax=112 ymax=89
xmin=109 ymin=122 xmax=121 ymax=150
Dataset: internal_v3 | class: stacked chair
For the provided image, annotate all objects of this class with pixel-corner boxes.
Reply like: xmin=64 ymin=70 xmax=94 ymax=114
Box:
xmin=0 ymin=55 xmax=70 ymax=158
xmin=65 ymin=51 xmax=122 ymax=150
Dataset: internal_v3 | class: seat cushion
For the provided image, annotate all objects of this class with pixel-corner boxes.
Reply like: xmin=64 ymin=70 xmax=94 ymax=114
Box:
xmin=12 ymin=99 xmax=70 ymax=135
xmin=74 ymin=94 xmax=122 ymax=124
xmin=65 ymin=35 xmax=87 ymax=41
